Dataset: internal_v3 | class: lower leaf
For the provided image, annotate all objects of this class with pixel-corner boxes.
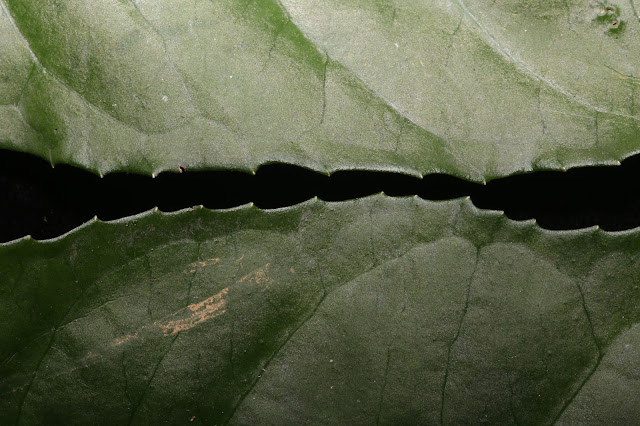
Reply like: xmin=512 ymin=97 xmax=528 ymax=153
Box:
xmin=1 ymin=196 xmax=638 ymax=424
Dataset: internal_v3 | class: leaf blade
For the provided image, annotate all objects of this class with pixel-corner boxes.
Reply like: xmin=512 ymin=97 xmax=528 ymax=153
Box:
xmin=2 ymin=196 xmax=640 ymax=423
xmin=1 ymin=0 xmax=638 ymax=180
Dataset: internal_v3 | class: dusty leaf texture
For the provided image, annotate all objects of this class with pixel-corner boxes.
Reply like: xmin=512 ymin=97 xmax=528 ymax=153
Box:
xmin=0 ymin=0 xmax=638 ymax=180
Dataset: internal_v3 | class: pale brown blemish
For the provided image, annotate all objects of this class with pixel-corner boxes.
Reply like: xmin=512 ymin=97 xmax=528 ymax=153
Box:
xmin=7 ymin=384 xmax=26 ymax=395
xmin=237 ymin=263 xmax=271 ymax=287
xmin=113 ymin=332 xmax=139 ymax=346
xmin=235 ymin=254 xmax=245 ymax=263
xmin=56 ymin=352 xmax=99 ymax=377
xmin=156 ymin=288 xmax=229 ymax=336
xmin=84 ymin=352 xmax=99 ymax=361
xmin=290 ymin=267 xmax=295 ymax=274
xmin=183 ymin=257 xmax=220 ymax=274
xmin=197 ymin=258 xmax=220 ymax=268
xmin=109 ymin=289 xmax=229 ymax=343
xmin=254 ymin=263 xmax=270 ymax=284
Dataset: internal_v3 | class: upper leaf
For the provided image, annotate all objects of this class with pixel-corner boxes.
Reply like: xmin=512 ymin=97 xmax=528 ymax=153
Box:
xmin=0 ymin=0 xmax=638 ymax=180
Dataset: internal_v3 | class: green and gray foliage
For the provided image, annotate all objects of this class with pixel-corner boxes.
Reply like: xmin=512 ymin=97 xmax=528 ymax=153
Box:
xmin=1 ymin=0 xmax=639 ymax=424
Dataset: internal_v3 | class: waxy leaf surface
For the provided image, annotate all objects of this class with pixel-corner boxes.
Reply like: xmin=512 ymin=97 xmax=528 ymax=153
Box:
xmin=1 ymin=196 xmax=640 ymax=424
xmin=0 ymin=0 xmax=639 ymax=180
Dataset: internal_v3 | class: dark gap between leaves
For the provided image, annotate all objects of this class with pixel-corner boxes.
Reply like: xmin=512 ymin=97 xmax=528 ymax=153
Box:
xmin=1 ymin=149 xmax=640 ymax=242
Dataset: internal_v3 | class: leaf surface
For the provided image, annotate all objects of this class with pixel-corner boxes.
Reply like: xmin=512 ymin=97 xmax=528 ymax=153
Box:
xmin=0 ymin=0 xmax=638 ymax=180
xmin=1 ymin=196 xmax=639 ymax=424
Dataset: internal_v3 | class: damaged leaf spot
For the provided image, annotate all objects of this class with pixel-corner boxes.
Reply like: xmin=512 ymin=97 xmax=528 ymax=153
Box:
xmin=594 ymin=2 xmax=626 ymax=34
xmin=156 ymin=288 xmax=229 ymax=336
xmin=184 ymin=257 xmax=220 ymax=274
xmin=237 ymin=263 xmax=271 ymax=286
xmin=113 ymin=332 xmax=139 ymax=347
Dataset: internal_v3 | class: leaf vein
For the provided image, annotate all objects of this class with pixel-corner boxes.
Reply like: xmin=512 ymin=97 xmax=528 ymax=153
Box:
xmin=551 ymin=322 xmax=640 ymax=424
xmin=225 ymin=240 xmax=438 ymax=423
xmin=454 ymin=0 xmax=639 ymax=123
xmin=439 ymin=246 xmax=480 ymax=425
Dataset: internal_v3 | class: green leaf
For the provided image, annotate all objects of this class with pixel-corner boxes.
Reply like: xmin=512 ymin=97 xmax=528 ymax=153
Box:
xmin=2 ymin=196 xmax=639 ymax=424
xmin=0 ymin=0 xmax=638 ymax=181
xmin=2 ymin=1 xmax=639 ymax=424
